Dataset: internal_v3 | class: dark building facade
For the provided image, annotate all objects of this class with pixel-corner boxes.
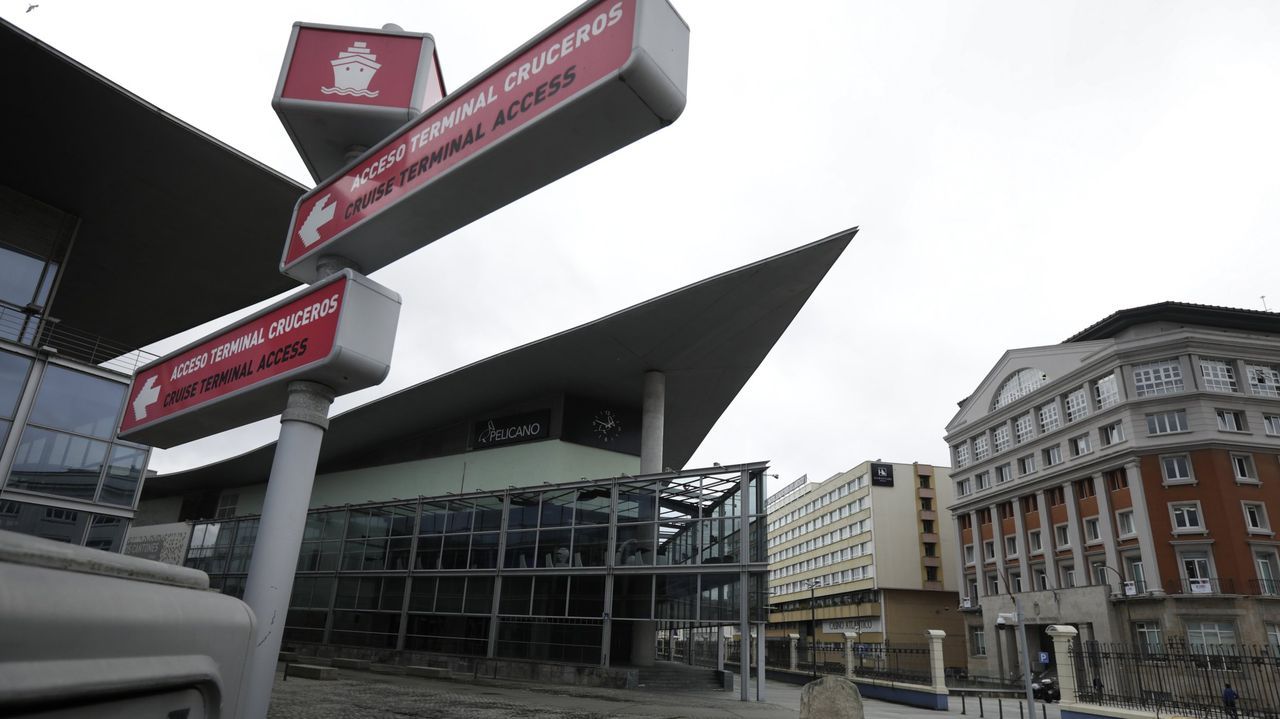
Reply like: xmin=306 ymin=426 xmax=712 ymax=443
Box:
xmin=0 ymin=18 xmax=306 ymax=550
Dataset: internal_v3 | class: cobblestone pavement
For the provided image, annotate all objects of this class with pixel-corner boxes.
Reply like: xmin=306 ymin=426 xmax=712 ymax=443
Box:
xmin=266 ymin=669 xmax=1065 ymax=719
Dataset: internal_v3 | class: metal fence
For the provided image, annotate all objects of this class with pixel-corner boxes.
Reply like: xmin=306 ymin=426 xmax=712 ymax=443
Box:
xmin=722 ymin=638 xmax=931 ymax=684
xmin=1072 ymin=641 xmax=1280 ymax=719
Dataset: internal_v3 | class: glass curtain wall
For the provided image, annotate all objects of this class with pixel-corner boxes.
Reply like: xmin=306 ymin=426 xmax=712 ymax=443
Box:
xmin=188 ymin=465 xmax=770 ymax=665
xmin=0 ymin=185 xmax=73 ymax=346
xmin=0 ymin=349 xmax=149 ymax=552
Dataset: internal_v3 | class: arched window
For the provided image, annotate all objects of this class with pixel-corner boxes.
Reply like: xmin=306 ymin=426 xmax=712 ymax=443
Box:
xmin=993 ymin=368 xmax=1048 ymax=410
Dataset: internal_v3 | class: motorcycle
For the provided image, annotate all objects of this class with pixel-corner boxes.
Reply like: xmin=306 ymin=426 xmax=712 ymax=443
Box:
xmin=1031 ymin=676 xmax=1061 ymax=703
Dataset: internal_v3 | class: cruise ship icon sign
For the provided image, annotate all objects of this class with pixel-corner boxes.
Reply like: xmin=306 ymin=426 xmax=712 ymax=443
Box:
xmin=322 ymin=41 xmax=381 ymax=97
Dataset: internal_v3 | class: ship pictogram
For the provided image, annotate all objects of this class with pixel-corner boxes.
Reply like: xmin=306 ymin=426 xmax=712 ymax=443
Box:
xmin=321 ymin=41 xmax=381 ymax=97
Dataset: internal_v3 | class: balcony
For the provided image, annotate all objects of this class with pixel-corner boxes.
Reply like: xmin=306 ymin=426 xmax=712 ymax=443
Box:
xmin=1119 ymin=579 xmax=1149 ymax=597
xmin=1247 ymin=578 xmax=1279 ymax=597
xmin=1164 ymin=577 xmax=1236 ymax=596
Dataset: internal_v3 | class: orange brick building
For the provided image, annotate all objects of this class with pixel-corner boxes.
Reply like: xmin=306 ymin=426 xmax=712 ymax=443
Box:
xmin=944 ymin=303 xmax=1280 ymax=676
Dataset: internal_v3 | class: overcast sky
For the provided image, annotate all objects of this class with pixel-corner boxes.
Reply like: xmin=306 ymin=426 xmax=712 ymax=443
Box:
xmin=6 ymin=1 xmax=1280 ymax=496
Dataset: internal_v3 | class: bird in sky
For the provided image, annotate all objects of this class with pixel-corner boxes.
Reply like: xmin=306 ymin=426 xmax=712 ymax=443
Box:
xmin=26 ymin=4 xmax=38 ymax=12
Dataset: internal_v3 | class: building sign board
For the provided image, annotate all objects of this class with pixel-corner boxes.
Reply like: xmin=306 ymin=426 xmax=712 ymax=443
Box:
xmin=123 ymin=522 xmax=193 ymax=565
xmin=280 ymin=0 xmax=689 ymax=283
xmin=472 ymin=409 xmax=552 ymax=448
xmin=823 ymin=618 xmax=882 ymax=634
xmin=119 ymin=270 xmax=400 ymax=448
xmin=274 ymin=23 xmax=446 ymax=182
xmin=870 ymin=463 xmax=894 ymax=487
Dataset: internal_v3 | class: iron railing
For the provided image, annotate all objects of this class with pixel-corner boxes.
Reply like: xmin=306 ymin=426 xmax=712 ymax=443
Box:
xmin=1248 ymin=579 xmax=1280 ymax=597
xmin=1165 ymin=577 xmax=1237 ymax=596
xmin=1073 ymin=641 xmax=1280 ymax=718
xmin=0 ymin=302 xmax=157 ymax=375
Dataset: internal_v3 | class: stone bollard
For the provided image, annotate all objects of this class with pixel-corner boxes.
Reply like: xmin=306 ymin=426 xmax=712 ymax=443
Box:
xmin=1046 ymin=625 xmax=1079 ymax=704
xmin=789 ymin=633 xmax=801 ymax=671
xmin=717 ymin=628 xmax=726 ymax=671
xmin=925 ymin=629 xmax=947 ymax=691
xmin=801 ymin=675 xmax=864 ymax=719
xmin=843 ymin=631 xmax=859 ymax=679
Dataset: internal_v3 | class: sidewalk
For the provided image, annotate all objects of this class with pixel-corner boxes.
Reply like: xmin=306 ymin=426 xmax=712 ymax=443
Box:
xmin=703 ymin=677 xmax=1062 ymax=719
xmin=267 ymin=667 xmax=1066 ymax=718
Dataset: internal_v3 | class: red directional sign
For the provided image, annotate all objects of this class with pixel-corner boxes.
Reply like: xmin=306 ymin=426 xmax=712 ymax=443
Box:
xmin=120 ymin=270 xmax=400 ymax=448
xmin=280 ymin=0 xmax=688 ymax=283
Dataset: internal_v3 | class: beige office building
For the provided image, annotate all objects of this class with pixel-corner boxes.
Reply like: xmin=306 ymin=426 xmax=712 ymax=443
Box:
xmin=765 ymin=461 xmax=965 ymax=666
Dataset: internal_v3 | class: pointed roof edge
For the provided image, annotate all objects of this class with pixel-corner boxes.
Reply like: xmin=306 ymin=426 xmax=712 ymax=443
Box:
xmin=143 ymin=227 xmax=857 ymax=496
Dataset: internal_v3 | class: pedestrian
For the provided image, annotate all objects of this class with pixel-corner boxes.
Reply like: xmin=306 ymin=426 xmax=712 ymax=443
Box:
xmin=1223 ymin=683 xmax=1238 ymax=718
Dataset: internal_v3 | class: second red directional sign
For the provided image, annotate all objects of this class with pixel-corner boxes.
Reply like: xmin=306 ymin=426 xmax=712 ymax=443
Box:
xmin=119 ymin=270 xmax=400 ymax=448
xmin=281 ymin=0 xmax=689 ymax=283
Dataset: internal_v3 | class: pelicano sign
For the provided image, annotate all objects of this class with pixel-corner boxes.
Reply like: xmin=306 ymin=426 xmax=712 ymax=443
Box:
xmin=280 ymin=0 xmax=689 ymax=283
xmin=119 ymin=270 xmax=400 ymax=448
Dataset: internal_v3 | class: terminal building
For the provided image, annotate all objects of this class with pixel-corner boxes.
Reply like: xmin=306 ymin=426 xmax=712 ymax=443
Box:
xmin=0 ymin=19 xmax=304 ymax=552
xmin=765 ymin=461 xmax=965 ymax=669
xmin=945 ymin=303 xmax=1280 ymax=676
xmin=133 ymin=233 xmax=854 ymax=668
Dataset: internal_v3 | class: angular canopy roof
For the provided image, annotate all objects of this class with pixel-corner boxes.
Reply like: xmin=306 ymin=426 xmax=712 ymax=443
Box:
xmin=2 ymin=20 xmax=305 ymax=351
xmin=145 ymin=228 xmax=857 ymax=497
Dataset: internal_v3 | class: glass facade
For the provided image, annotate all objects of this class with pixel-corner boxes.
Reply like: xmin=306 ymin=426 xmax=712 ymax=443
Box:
xmin=0 ymin=347 xmax=150 ymax=552
xmin=0 ymin=498 xmax=130 ymax=551
xmin=186 ymin=465 xmax=770 ymax=665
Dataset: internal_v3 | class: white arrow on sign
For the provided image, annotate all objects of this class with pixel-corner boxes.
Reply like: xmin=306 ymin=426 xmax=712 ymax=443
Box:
xmin=298 ymin=194 xmax=336 ymax=247
xmin=132 ymin=375 xmax=161 ymax=420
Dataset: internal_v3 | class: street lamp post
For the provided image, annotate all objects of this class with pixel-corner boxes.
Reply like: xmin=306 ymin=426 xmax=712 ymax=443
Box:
xmin=1097 ymin=563 xmax=1138 ymax=700
xmin=994 ymin=567 xmax=1036 ymax=719
xmin=804 ymin=578 xmax=822 ymax=679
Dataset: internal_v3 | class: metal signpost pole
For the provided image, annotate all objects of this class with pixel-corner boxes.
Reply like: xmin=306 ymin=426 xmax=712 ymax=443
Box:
xmin=238 ymin=380 xmax=335 ymax=719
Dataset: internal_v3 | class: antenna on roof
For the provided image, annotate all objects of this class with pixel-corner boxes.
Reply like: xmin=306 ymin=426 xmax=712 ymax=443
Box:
xmin=1263 ymin=295 xmax=1269 ymax=311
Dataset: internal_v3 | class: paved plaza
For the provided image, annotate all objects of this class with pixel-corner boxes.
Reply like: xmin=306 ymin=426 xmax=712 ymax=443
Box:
xmin=266 ymin=668 xmax=1064 ymax=719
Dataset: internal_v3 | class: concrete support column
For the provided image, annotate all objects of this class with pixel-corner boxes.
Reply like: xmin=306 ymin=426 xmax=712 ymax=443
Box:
xmin=1011 ymin=498 xmax=1030 ymax=586
xmin=1062 ymin=482 xmax=1086 ymax=585
xmin=632 ymin=371 xmax=665 ymax=667
xmin=789 ymin=633 xmax=800 ymax=671
xmin=1035 ymin=489 xmax=1056 ymax=589
xmin=1046 ymin=625 xmax=1079 ymax=704
xmin=954 ymin=517 xmax=970 ymax=603
xmin=843 ymin=631 xmax=858 ymax=679
xmin=640 ymin=371 xmax=665 ymax=474
xmin=1123 ymin=461 xmax=1164 ymax=595
xmin=925 ymin=630 xmax=947 ymax=692
xmin=239 ymin=381 xmax=335 ymax=719
xmin=989 ymin=504 xmax=1006 ymax=592
xmin=1092 ymin=472 xmax=1122 ymax=594
xmin=971 ymin=510 xmax=988 ymax=598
